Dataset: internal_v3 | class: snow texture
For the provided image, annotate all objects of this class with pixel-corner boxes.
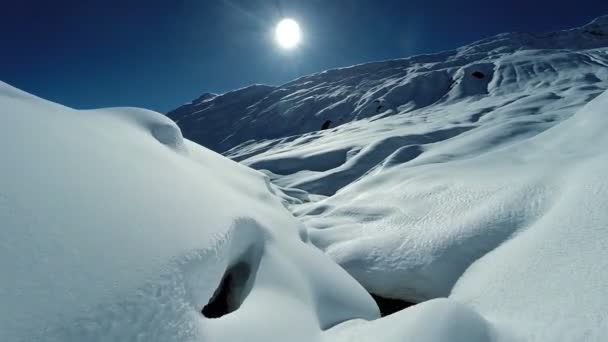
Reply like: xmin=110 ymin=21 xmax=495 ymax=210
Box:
xmin=170 ymin=16 xmax=608 ymax=341
xmin=0 ymin=81 xmax=378 ymax=342
xmin=3 ymin=15 xmax=608 ymax=342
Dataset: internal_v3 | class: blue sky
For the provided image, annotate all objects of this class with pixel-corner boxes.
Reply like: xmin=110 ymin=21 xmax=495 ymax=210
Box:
xmin=1 ymin=0 xmax=607 ymax=112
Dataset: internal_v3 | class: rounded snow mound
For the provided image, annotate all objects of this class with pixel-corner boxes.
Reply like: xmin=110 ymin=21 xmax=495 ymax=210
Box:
xmin=94 ymin=107 xmax=187 ymax=152
xmin=0 ymin=81 xmax=390 ymax=342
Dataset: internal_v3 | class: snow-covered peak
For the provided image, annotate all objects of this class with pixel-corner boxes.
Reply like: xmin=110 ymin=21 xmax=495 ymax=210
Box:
xmin=457 ymin=15 xmax=608 ymax=56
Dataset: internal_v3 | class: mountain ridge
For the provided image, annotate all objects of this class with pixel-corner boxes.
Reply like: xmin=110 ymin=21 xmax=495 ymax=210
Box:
xmin=167 ymin=15 xmax=608 ymax=153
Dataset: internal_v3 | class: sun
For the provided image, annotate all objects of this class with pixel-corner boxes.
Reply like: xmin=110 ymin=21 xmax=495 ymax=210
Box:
xmin=275 ymin=18 xmax=301 ymax=49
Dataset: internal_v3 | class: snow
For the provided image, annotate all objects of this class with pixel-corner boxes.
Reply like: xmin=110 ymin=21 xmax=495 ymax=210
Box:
xmin=3 ymin=15 xmax=608 ymax=342
xmin=170 ymin=15 xmax=608 ymax=342
xmin=0 ymin=81 xmax=379 ymax=341
xmin=451 ymin=90 xmax=608 ymax=341
xmin=324 ymin=298 xmax=493 ymax=342
xmin=168 ymin=16 xmax=608 ymax=153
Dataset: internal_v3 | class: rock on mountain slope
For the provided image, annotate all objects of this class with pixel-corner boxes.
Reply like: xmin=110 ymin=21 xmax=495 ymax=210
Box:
xmin=169 ymin=16 xmax=608 ymax=341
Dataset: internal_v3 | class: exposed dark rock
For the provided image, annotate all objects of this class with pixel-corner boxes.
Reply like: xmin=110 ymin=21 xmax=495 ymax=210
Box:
xmin=472 ymin=71 xmax=485 ymax=79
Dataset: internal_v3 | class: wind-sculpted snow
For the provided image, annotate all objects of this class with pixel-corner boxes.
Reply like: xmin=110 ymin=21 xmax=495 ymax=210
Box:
xmin=171 ymin=16 xmax=608 ymax=341
xmin=0 ymin=79 xmax=509 ymax=342
xmin=1 ymin=79 xmax=502 ymax=342
xmin=0 ymin=81 xmax=385 ymax=342
xmin=3 ymin=15 xmax=608 ymax=342
xmin=450 ymin=90 xmax=608 ymax=341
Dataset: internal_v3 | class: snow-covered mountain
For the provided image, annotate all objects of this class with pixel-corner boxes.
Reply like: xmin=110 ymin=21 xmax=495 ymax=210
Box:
xmin=168 ymin=15 xmax=608 ymax=341
xmin=168 ymin=15 xmax=608 ymax=153
xmin=2 ymin=15 xmax=608 ymax=342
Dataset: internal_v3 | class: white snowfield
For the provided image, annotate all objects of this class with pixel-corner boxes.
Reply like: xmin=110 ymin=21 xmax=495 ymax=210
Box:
xmin=0 ymin=80 xmax=491 ymax=342
xmin=2 ymin=16 xmax=608 ymax=342
xmin=0 ymin=81 xmax=380 ymax=342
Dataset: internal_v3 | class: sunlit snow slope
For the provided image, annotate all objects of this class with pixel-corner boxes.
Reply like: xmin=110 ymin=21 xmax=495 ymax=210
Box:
xmin=2 ymin=79 xmax=495 ymax=342
xmin=0 ymin=81 xmax=383 ymax=342
xmin=170 ymin=16 xmax=608 ymax=341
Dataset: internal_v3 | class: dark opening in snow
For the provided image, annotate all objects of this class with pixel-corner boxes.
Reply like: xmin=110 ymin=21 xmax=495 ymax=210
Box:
xmin=471 ymin=71 xmax=485 ymax=79
xmin=370 ymin=293 xmax=415 ymax=317
xmin=321 ymin=120 xmax=332 ymax=130
xmin=202 ymin=262 xmax=252 ymax=318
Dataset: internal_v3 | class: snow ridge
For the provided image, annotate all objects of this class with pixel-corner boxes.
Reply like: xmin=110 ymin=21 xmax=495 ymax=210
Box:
xmin=168 ymin=16 xmax=608 ymax=153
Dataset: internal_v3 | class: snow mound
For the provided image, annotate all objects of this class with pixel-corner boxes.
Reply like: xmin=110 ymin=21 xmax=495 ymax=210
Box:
xmin=99 ymin=106 xmax=187 ymax=151
xmin=0 ymin=81 xmax=387 ymax=342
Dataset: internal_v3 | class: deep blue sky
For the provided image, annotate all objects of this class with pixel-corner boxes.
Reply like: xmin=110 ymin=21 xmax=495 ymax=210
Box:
xmin=1 ymin=0 xmax=607 ymax=112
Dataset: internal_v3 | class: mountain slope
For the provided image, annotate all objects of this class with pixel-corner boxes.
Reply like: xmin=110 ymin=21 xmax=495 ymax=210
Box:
xmin=168 ymin=15 xmax=608 ymax=153
xmin=170 ymin=16 xmax=608 ymax=341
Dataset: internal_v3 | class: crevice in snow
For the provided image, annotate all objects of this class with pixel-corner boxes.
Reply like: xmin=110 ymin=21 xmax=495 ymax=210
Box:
xmin=201 ymin=261 xmax=252 ymax=318
xmin=370 ymin=293 xmax=416 ymax=317
xmin=201 ymin=243 xmax=262 ymax=319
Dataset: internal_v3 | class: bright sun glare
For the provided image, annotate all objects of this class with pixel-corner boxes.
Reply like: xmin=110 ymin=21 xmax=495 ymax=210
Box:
xmin=275 ymin=18 xmax=301 ymax=49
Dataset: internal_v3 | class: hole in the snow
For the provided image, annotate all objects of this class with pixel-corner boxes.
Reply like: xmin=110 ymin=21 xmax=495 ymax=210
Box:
xmin=471 ymin=71 xmax=485 ymax=79
xmin=370 ymin=293 xmax=415 ymax=317
xmin=321 ymin=120 xmax=332 ymax=130
xmin=202 ymin=261 xmax=252 ymax=318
